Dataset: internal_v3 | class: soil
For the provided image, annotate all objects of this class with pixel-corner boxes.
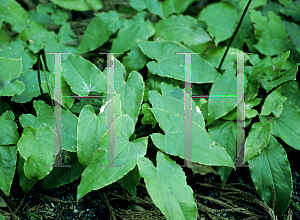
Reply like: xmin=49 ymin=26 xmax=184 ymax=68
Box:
xmin=0 ymin=146 xmax=299 ymax=220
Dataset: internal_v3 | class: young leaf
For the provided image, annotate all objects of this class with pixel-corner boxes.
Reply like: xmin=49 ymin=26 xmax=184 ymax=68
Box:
xmin=77 ymin=95 xmax=122 ymax=168
xmin=62 ymin=55 xmax=107 ymax=96
xmin=149 ymin=83 xmax=234 ymax=166
xmin=111 ymin=12 xmax=155 ymax=54
xmin=103 ymin=58 xmax=144 ymax=125
xmin=122 ymin=44 xmax=149 ymax=73
xmin=77 ymin=115 xmax=148 ymax=200
xmin=260 ymin=101 xmax=300 ymax=151
xmin=137 ymin=40 xmax=219 ymax=84
xmin=244 ymin=122 xmax=271 ymax=162
xmin=155 ymin=14 xmax=211 ymax=45
xmin=207 ymin=69 xmax=240 ymax=125
xmin=261 ymin=89 xmax=287 ymax=118
xmin=128 ymin=0 xmax=164 ymax=18
xmin=19 ymin=100 xmax=78 ymax=152
xmin=77 ymin=11 xmax=126 ymax=55
xmin=137 ymin=151 xmax=197 ymax=220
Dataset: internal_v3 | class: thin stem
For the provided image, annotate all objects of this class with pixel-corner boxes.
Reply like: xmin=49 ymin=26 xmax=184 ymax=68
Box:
xmin=14 ymin=95 xmax=29 ymax=113
xmin=37 ymin=55 xmax=44 ymax=100
xmin=217 ymin=0 xmax=252 ymax=72
xmin=106 ymin=0 xmax=116 ymax=11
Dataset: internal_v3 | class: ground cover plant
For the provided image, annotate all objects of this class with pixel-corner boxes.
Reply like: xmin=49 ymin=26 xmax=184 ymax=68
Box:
xmin=0 ymin=0 xmax=300 ymax=219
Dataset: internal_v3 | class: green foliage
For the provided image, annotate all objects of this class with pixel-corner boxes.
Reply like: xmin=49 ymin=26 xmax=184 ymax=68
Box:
xmin=0 ymin=0 xmax=300 ymax=219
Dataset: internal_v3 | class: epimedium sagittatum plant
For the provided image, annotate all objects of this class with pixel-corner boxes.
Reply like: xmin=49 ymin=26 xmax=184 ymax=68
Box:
xmin=0 ymin=0 xmax=300 ymax=219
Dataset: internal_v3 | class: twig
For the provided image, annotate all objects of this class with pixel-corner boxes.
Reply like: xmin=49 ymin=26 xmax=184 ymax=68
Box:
xmin=217 ymin=0 xmax=252 ymax=72
xmin=13 ymin=95 xmax=29 ymax=113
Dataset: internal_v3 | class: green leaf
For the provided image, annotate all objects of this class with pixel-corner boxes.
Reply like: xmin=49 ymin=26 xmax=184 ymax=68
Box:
xmin=205 ymin=46 xmax=251 ymax=71
xmin=19 ymin=100 xmax=78 ymax=152
xmin=0 ymin=57 xmax=24 ymax=97
xmin=77 ymin=95 xmax=122 ymax=168
xmin=50 ymin=7 xmax=69 ymax=25
xmin=248 ymin=52 xmax=298 ymax=93
xmin=207 ymin=69 xmax=241 ymax=125
xmin=245 ymin=122 xmax=271 ymax=162
xmin=281 ymin=81 xmax=300 ymax=110
xmin=250 ymin=10 xmax=291 ymax=56
xmin=149 ymin=83 xmax=234 ymax=166
xmin=69 ymin=98 xmax=103 ymax=114
xmin=122 ymin=44 xmax=149 ymax=73
xmin=16 ymin=154 xmax=38 ymax=193
xmin=260 ymin=101 xmax=300 ymax=151
xmin=17 ymin=20 xmax=49 ymax=53
xmin=1 ymin=110 xmax=17 ymax=131
xmin=0 ymin=15 xmax=4 ymax=27
xmin=50 ymin=0 xmax=102 ymax=11
xmin=245 ymin=98 xmax=262 ymax=119
xmin=0 ymin=0 xmax=29 ymax=33
xmin=117 ymin=165 xmax=140 ymax=198
xmin=155 ymin=14 xmax=211 ymax=46
xmin=280 ymin=0 xmax=300 ymax=21
xmin=0 ymin=98 xmax=13 ymax=115
xmin=62 ymin=55 xmax=107 ymax=96
xmin=162 ymin=0 xmax=196 ymax=18
xmin=141 ymin=103 xmax=157 ymax=128
xmin=41 ymin=75 xmax=75 ymax=109
xmin=239 ymin=0 xmax=267 ymax=9
xmin=0 ymin=145 xmax=17 ymax=196
xmin=137 ymin=151 xmax=197 ymax=220
xmin=76 ymin=114 xmax=148 ymax=200
xmin=283 ymin=21 xmax=300 ymax=53
xmin=0 ymin=40 xmax=37 ymax=71
xmin=137 ymin=40 xmax=219 ymax=84
xmin=111 ymin=12 xmax=155 ymax=54
xmin=103 ymin=58 xmax=144 ymax=125
xmin=77 ymin=11 xmax=125 ymax=55
xmin=128 ymin=0 xmax=164 ymax=18
xmin=0 ymin=213 xmax=5 ymax=220
xmin=0 ymin=0 xmax=8 ymax=8
xmin=208 ymin=120 xmax=236 ymax=186
xmin=41 ymin=152 xmax=84 ymax=190
xmin=0 ymin=110 xmax=18 ymax=145
xmin=10 ymin=70 xmax=46 ymax=103
xmin=248 ymin=135 xmax=292 ymax=218
xmin=198 ymin=2 xmax=238 ymax=45
xmin=44 ymin=24 xmax=77 ymax=54
xmin=17 ymin=124 xmax=59 ymax=180
xmin=261 ymin=88 xmax=287 ymax=117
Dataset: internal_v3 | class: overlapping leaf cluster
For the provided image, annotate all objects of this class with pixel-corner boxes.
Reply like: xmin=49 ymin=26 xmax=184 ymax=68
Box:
xmin=0 ymin=0 xmax=300 ymax=218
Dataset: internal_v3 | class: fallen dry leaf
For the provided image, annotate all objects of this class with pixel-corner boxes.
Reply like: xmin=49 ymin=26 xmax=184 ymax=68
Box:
xmin=0 ymin=196 xmax=7 ymax=207
xmin=185 ymin=159 xmax=219 ymax=176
